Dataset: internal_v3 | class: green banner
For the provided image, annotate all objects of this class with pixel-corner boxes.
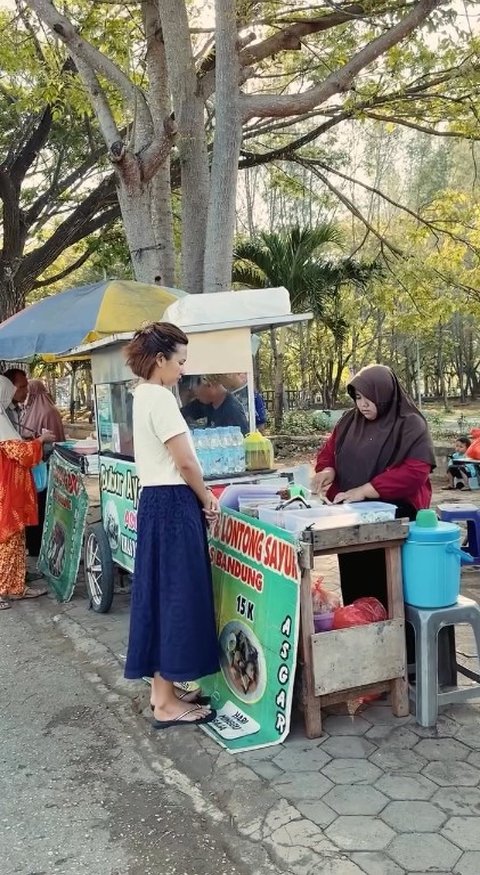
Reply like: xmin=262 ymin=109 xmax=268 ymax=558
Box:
xmin=201 ymin=509 xmax=300 ymax=753
xmin=39 ymin=449 xmax=89 ymax=602
xmin=99 ymin=455 xmax=141 ymax=573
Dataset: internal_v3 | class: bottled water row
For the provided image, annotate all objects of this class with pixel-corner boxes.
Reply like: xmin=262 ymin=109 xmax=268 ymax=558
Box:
xmin=192 ymin=427 xmax=246 ymax=477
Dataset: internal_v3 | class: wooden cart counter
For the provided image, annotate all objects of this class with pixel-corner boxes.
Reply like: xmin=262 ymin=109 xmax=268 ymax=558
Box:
xmin=298 ymin=519 xmax=410 ymax=738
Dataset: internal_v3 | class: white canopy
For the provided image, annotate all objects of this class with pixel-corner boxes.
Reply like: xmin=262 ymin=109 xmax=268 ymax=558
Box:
xmin=162 ymin=287 xmax=293 ymax=331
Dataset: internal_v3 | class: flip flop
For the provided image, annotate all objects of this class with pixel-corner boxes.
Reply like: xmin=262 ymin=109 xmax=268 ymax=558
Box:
xmin=150 ymin=690 xmax=211 ymax=710
xmin=11 ymin=586 xmax=48 ymax=600
xmin=152 ymin=707 xmax=217 ymax=730
xmin=0 ymin=599 xmax=11 ymax=611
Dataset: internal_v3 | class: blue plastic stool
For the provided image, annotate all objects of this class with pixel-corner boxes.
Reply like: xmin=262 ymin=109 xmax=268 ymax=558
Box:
xmin=438 ymin=503 xmax=480 ymax=564
xmin=406 ymin=596 xmax=480 ymax=726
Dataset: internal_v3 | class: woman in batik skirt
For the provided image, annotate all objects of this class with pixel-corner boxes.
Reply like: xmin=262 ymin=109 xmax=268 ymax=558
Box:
xmin=0 ymin=376 xmax=53 ymax=608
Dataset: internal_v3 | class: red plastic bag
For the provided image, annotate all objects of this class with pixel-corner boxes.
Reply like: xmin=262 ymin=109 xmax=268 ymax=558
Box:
xmin=332 ymin=597 xmax=387 ymax=630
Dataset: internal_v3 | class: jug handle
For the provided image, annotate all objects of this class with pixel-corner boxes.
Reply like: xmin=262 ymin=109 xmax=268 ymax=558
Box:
xmin=446 ymin=544 xmax=475 ymax=564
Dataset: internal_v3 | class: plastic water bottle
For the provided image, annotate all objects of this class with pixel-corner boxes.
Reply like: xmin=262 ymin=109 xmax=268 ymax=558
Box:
xmin=232 ymin=427 xmax=246 ymax=473
xmin=209 ymin=428 xmax=221 ymax=476
xmin=193 ymin=429 xmax=207 ymax=475
xmin=218 ymin=427 xmax=228 ymax=473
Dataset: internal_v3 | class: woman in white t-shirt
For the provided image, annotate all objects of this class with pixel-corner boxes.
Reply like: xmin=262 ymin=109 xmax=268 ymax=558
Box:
xmin=124 ymin=322 xmax=219 ymax=729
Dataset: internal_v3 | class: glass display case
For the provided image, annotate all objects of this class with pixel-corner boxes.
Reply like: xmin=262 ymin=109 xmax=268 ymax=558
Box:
xmin=94 ymin=373 xmax=252 ymax=463
xmin=95 ymin=381 xmax=135 ymax=457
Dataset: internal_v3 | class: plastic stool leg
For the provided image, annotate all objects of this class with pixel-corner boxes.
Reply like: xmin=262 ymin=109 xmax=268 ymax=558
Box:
xmin=438 ymin=626 xmax=457 ymax=687
xmin=467 ymin=606 xmax=480 ymax=672
xmin=415 ymin=617 xmax=439 ymax=727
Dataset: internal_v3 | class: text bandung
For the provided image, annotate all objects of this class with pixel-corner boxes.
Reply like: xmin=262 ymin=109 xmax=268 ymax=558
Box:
xmin=213 ymin=548 xmax=263 ymax=592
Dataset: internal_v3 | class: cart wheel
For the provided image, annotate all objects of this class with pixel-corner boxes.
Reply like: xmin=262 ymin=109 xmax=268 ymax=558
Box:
xmin=84 ymin=523 xmax=114 ymax=613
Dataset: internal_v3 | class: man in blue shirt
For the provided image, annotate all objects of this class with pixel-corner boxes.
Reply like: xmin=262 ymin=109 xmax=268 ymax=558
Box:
xmin=181 ymin=376 xmax=248 ymax=435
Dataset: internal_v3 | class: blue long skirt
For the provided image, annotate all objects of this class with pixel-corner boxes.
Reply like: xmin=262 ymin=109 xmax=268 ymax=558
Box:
xmin=124 ymin=485 xmax=220 ymax=681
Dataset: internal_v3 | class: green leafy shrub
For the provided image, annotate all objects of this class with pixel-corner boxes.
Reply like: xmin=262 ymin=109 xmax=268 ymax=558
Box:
xmin=280 ymin=410 xmax=331 ymax=435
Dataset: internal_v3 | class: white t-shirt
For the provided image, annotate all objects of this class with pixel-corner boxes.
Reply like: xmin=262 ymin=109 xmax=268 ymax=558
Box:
xmin=133 ymin=383 xmax=194 ymax=487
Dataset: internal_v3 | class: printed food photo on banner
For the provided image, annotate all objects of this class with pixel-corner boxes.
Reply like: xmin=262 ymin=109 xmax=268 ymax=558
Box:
xmin=200 ymin=508 xmax=301 ymax=753
xmin=219 ymin=622 xmax=266 ymax=703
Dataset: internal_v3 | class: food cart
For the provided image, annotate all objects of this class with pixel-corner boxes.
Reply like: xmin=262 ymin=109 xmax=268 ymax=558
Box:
xmin=69 ymin=287 xmax=311 ymax=613
xmin=26 ymin=284 xmax=409 ymax=749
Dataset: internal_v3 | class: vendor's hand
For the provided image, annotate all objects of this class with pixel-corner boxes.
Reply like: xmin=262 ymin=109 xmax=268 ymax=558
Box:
xmin=311 ymin=467 xmax=335 ymax=495
xmin=39 ymin=430 xmax=56 ymax=444
xmin=203 ymin=492 xmax=220 ymax=523
xmin=334 ymin=486 xmax=370 ymax=504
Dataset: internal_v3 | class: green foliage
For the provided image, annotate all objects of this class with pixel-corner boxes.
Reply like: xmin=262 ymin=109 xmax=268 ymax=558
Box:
xmin=233 ymin=224 xmax=378 ymax=318
xmin=280 ymin=410 xmax=331 ymax=436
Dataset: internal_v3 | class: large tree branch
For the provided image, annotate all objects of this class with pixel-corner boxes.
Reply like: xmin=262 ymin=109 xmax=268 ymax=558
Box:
xmin=24 ymin=140 xmax=110 ymax=230
xmin=8 ymin=106 xmax=53 ymax=185
xmin=298 ymin=162 xmax=404 ymax=257
xmin=239 ymin=116 xmax=349 ymax=168
xmin=32 ymin=245 xmax=94 ymax=288
xmin=0 ymin=169 xmax=22 ymax=261
xmin=200 ymin=1 xmax=411 ymax=96
xmin=241 ymin=0 xmax=443 ymax=120
xmin=364 ymin=110 xmax=480 ymax=139
xmin=24 ymin=0 xmax=154 ymax=146
xmin=14 ymin=174 xmax=118 ymax=292
xmin=72 ymin=56 xmax=121 ymax=146
xmin=238 ymin=1 xmax=409 ymax=67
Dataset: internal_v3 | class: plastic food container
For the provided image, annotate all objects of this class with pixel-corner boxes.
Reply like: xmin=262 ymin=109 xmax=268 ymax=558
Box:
xmin=258 ymin=502 xmax=396 ymax=534
xmin=219 ymin=482 xmax=288 ymax=511
xmin=238 ymin=497 xmax=281 ymax=518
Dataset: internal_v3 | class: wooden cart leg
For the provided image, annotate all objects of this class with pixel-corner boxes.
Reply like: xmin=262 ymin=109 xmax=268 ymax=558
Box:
xmin=299 ymin=568 xmax=323 ymax=737
xmin=385 ymin=546 xmax=409 ymax=717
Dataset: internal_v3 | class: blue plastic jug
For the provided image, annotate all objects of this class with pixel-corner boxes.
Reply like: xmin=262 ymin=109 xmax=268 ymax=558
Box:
xmin=402 ymin=512 xmax=474 ymax=608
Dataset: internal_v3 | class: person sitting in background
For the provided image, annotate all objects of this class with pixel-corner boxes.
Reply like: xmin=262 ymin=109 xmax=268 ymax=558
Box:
xmin=2 ymin=368 xmax=29 ymax=432
xmin=21 ymin=380 xmax=65 ymax=559
xmin=444 ymin=435 xmax=476 ymax=490
xmin=221 ymin=373 xmax=267 ymax=433
xmin=181 ymin=376 xmax=248 ymax=435
xmin=0 ymin=376 xmax=54 ymax=608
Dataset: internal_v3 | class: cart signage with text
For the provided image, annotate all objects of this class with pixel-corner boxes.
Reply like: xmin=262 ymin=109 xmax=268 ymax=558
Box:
xmin=99 ymin=455 xmax=140 ymax=573
xmin=202 ymin=508 xmax=300 ymax=752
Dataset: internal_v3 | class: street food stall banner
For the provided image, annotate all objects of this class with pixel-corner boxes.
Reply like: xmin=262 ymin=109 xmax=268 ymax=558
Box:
xmin=99 ymin=455 xmax=140 ymax=573
xmin=202 ymin=509 xmax=301 ymax=753
xmin=39 ymin=449 xmax=89 ymax=602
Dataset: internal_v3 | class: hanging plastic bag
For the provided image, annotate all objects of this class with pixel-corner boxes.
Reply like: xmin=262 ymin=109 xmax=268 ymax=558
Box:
xmin=311 ymin=578 xmax=340 ymax=632
xmin=332 ymin=596 xmax=387 ymax=630
xmin=32 ymin=460 xmax=48 ymax=492
xmin=311 ymin=577 xmax=340 ymax=614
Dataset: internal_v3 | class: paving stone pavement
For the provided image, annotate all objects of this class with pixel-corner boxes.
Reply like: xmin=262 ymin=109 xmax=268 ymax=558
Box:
xmin=26 ymin=482 xmax=480 ymax=875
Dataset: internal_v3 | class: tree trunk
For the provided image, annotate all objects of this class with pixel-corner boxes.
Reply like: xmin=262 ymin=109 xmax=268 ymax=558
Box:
xmin=244 ymin=167 xmax=256 ymax=237
xmin=157 ymin=0 xmax=209 ymax=294
xmin=0 ymin=273 xmax=23 ymax=323
xmin=298 ymin=323 xmax=309 ymax=396
xmin=143 ymin=0 xmax=176 ymax=287
xmin=273 ymin=327 xmax=286 ymax=431
xmin=116 ymin=178 xmax=161 ymax=282
xmin=203 ymin=0 xmax=242 ymax=293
